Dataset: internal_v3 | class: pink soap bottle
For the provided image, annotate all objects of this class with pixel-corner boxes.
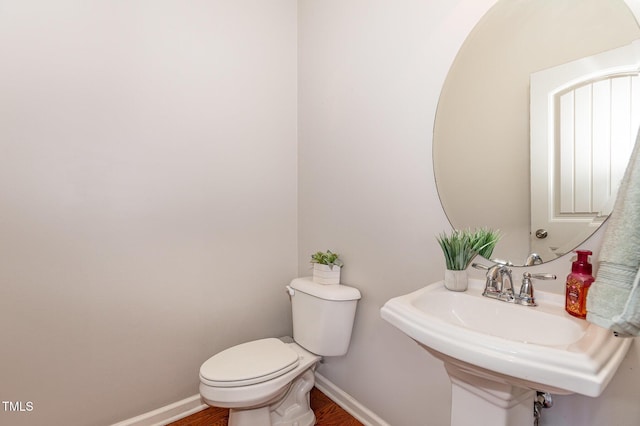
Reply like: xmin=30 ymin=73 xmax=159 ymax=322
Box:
xmin=565 ymin=250 xmax=595 ymax=319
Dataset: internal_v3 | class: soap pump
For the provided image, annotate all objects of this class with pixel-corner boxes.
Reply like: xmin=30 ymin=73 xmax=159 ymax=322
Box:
xmin=565 ymin=250 xmax=595 ymax=319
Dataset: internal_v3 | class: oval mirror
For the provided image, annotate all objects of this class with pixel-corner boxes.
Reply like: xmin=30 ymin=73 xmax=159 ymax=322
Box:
xmin=433 ymin=0 xmax=640 ymax=266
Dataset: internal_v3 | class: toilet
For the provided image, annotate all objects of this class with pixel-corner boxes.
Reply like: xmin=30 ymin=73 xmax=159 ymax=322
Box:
xmin=199 ymin=277 xmax=361 ymax=426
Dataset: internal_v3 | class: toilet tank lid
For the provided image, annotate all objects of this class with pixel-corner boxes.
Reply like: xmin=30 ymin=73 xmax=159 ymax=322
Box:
xmin=290 ymin=277 xmax=361 ymax=301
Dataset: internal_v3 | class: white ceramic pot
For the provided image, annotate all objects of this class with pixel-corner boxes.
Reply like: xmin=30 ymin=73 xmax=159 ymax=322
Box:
xmin=312 ymin=264 xmax=341 ymax=285
xmin=444 ymin=269 xmax=468 ymax=292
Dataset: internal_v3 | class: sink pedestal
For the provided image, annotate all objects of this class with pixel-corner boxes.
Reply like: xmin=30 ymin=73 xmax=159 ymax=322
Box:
xmin=445 ymin=363 xmax=535 ymax=426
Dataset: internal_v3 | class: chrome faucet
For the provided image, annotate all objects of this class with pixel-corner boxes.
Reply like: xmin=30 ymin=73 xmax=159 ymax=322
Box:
xmin=524 ymin=253 xmax=543 ymax=266
xmin=482 ymin=264 xmax=501 ymax=294
xmin=473 ymin=263 xmax=556 ymax=306
xmin=517 ymin=272 xmax=557 ymax=306
xmin=498 ymin=266 xmax=515 ymax=299
xmin=473 ymin=263 xmax=515 ymax=302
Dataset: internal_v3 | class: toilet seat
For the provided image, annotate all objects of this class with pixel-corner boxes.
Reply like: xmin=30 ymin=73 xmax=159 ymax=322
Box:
xmin=200 ymin=338 xmax=300 ymax=387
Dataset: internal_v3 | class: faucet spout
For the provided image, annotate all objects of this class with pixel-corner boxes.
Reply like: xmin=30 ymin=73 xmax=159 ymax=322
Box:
xmin=473 ymin=263 xmax=501 ymax=295
xmin=496 ymin=266 xmax=515 ymax=302
xmin=473 ymin=263 xmax=514 ymax=301
xmin=499 ymin=267 xmax=514 ymax=295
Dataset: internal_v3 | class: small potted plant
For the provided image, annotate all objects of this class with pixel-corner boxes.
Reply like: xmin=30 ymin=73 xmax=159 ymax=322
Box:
xmin=310 ymin=250 xmax=344 ymax=285
xmin=437 ymin=228 xmax=500 ymax=291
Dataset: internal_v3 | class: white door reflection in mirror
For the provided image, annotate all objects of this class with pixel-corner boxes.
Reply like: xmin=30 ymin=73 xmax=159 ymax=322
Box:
xmin=530 ymin=40 xmax=640 ymax=259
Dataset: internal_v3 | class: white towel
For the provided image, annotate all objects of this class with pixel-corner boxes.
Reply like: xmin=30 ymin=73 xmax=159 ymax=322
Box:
xmin=586 ymin=130 xmax=640 ymax=337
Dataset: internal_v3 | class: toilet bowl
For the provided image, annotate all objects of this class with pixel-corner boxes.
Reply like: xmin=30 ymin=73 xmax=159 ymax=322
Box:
xmin=199 ymin=278 xmax=361 ymax=426
xmin=199 ymin=338 xmax=320 ymax=426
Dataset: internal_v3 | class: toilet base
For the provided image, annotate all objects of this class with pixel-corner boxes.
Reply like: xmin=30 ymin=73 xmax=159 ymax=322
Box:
xmin=228 ymin=368 xmax=316 ymax=426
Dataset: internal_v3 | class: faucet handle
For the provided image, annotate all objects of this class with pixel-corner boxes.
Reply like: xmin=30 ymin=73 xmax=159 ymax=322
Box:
xmin=471 ymin=262 xmax=490 ymax=271
xmin=491 ymin=258 xmax=514 ymax=266
xmin=472 ymin=262 xmax=501 ymax=279
xmin=518 ymin=272 xmax=557 ymax=306
xmin=529 ymin=273 xmax=557 ymax=281
xmin=472 ymin=259 xmax=510 ymax=271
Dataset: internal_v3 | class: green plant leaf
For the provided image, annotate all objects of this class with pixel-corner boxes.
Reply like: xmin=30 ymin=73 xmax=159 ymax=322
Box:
xmin=310 ymin=250 xmax=344 ymax=268
xmin=437 ymin=228 xmax=501 ymax=270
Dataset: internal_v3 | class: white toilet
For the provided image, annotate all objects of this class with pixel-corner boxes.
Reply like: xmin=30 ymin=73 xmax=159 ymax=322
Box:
xmin=199 ymin=277 xmax=361 ymax=426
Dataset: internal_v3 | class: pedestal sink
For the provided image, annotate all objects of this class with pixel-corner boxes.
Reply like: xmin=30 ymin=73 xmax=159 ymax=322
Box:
xmin=380 ymin=279 xmax=632 ymax=426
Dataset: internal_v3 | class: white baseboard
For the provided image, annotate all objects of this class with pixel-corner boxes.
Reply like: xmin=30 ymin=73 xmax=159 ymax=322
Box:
xmin=314 ymin=372 xmax=391 ymax=426
xmin=111 ymin=373 xmax=388 ymax=426
xmin=110 ymin=394 xmax=207 ymax=426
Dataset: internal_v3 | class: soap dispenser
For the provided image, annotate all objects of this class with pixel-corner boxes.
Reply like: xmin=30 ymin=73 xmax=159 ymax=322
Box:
xmin=565 ymin=250 xmax=595 ymax=319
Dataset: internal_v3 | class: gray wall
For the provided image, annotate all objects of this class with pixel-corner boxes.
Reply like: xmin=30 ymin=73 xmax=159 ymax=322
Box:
xmin=2 ymin=1 xmax=640 ymax=426
xmin=0 ymin=1 xmax=298 ymax=425
xmin=298 ymin=0 xmax=640 ymax=425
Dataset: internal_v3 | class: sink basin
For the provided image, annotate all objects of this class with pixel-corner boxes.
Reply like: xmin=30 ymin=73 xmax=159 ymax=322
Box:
xmin=381 ymin=279 xmax=631 ymax=397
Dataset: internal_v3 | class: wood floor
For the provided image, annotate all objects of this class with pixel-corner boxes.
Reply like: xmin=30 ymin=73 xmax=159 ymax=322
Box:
xmin=168 ymin=387 xmax=363 ymax=426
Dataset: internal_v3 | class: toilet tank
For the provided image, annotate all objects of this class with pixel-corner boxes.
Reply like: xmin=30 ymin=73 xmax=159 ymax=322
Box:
xmin=288 ymin=277 xmax=361 ymax=356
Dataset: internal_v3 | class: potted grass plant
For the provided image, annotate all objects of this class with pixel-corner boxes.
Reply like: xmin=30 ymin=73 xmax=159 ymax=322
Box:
xmin=310 ymin=250 xmax=344 ymax=285
xmin=437 ymin=228 xmax=500 ymax=291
